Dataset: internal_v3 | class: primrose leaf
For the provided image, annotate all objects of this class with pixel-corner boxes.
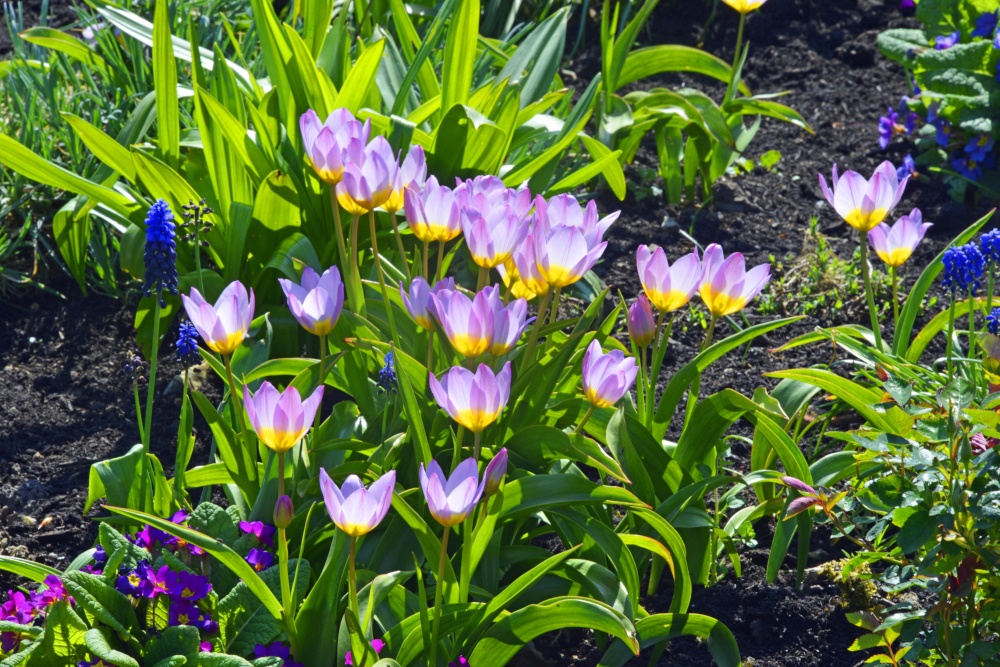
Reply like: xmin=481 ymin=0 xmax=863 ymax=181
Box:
xmin=62 ymin=570 xmax=141 ymax=646
xmin=84 ymin=627 xmax=141 ymax=667
xmin=145 ymin=625 xmax=202 ymax=664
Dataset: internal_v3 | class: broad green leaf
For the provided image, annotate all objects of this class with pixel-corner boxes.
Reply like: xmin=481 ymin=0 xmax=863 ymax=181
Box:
xmin=145 ymin=625 xmax=202 ymax=664
xmin=218 ymin=560 xmax=310 ymax=655
xmin=85 ymin=443 xmax=144 ymax=513
xmin=0 ymin=555 xmax=60 ymax=582
xmin=19 ymin=26 xmax=110 ymax=73
xmin=153 ymin=0 xmax=179 ymax=167
xmin=616 ymin=45 xmax=750 ymax=96
xmin=499 ymin=474 xmax=645 ymax=519
xmin=441 ymin=0 xmax=480 ymax=111
xmin=63 ymin=571 xmax=141 ymax=650
xmin=62 ymin=113 xmax=137 ymax=180
xmin=597 ymin=613 xmax=740 ymax=667
xmin=85 ymin=628 xmax=141 ymax=667
xmin=504 ymin=425 xmax=627 ymax=482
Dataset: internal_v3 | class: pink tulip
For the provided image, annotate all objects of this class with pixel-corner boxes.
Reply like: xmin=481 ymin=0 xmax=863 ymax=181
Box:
xmin=581 ymin=340 xmax=637 ymax=408
xmin=532 ymin=224 xmax=605 ymax=289
xmin=404 ymin=177 xmax=463 ymax=244
xmin=818 ymin=161 xmax=908 ymax=232
xmin=384 ymin=145 xmax=427 ymax=213
xmin=698 ymin=244 xmax=771 ymax=317
xmin=278 ymin=266 xmax=344 ymax=336
xmin=181 ymin=281 xmax=255 ymax=355
xmin=867 ymin=208 xmax=931 ymax=267
xmin=507 ymin=233 xmax=549 ymax=299
xmin=486 ymin=287 xmax=528 ymax=355
xmin=461 ymin=203 xmax=526 ymax=269
xmin=533 ymin=194 xmax=618 ymax=248
xmin=636 ymin=245 xmax=701 ymax=313
xmin=319 ymin=469 xmax=396 ymax=537
xmin=628 ymin=294 xmax=656 ymax=348
xmin=400 ymin=276 xmax=454 ymax=331
xmin=428 ymin=362 xmax=512 ymax=433
xmin=336 ymin=136 xmax=396 ymax=216
xmin=419 ymin=458 xmax=485 ymax=527
xmin=243 ymin=381 xmax=324 ymax=453
xmin=431 ymin=287 xmax=495 ymax=358
xmin=300 ymin=109 xmax=370 ymax=185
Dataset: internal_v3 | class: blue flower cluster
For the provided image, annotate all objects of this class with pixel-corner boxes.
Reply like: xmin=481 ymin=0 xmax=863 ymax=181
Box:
xmin=378 ymin=350 xmax=397 ymax=393
xmin=255 ymin=642 xmax=304 ymax=667
xmin=879 ymin=102 xmax=918 ymax=151
xmin=987 ymin=307 xmax=1000 ymax=336
xmin=142 ymin=199 xmax=179 ymax=305
xmin=952 ymin=135 xmax=997 ymax=182
xmin=175 ymin=320 xmax=201 ymax=365
xmin=982 ymin=229 xmax=1000 ymax=265
xmin=942 ymin=243 xmax=986 ymax=294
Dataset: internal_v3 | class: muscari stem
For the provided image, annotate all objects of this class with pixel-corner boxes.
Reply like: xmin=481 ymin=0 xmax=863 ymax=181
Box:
xmin=947 ymin=295 xmax=957 ymax=380
xmin=430 ymin=527 xmax=451 ymax=667
xmin=139 ymin=290 xmax=163 ymax=510
xmin=859 ymin=234 xmax=883 ymax=351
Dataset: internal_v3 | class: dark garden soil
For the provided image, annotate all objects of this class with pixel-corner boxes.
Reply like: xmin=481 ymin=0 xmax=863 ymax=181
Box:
xmin=2 ymin=0 xmax=999 ymax=664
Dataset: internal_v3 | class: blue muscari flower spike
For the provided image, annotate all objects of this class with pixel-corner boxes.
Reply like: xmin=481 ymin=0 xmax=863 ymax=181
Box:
xmin=377 ymin=350 xmax=396 ymax=393
xmin=981 ymin=229 xmax=1000 ymax=264
xmin=987 ymin=308 xmax=1000 ymax=336
xmin=142 ymin=199 xmax=178 ymax=305
xmin=942 ymin=243 xmax=986 ymax=294
xmin=175 ymin=320 xmax=200 ymax=365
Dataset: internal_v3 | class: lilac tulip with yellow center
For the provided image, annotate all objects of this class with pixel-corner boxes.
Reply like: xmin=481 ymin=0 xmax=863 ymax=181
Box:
xmin=243 ymin=382 xmax=324 ymax=453
xmin=300 ymin=109 xmax=370 ymax=185
xmin=383 ymin=145 xmax=427 ymax=213
xmin=401 ymin=276 xmax=454 ymax=331
xmin=699 ymin=244 xmax=771 ymax=317
xmin=181 ymin=281 xmax=255 ymax=355
xmin=428 ymin=362 xmax=512 ymax=433
xmin=336 ymin=136 xmax=396 ymax=216
xmin=505 ymin=237 xmax=549 ymax=300
xmin=461 ymin=203 xmax=526 ymax=269
xmin=636 ymin=245 xmax=701 ymax=313
xmin=419 ymin=458 xmax=486 ymax=527
xmin=818 ymin=161 xmax=909 ymax=233
xmin=455 ymin=176 xmax=533 ymax=220
xmin=431 ymin=287 xmax=495 ymax=357
xmin=404 ymin=177 xmax=463 ymax=243
xmin=485 ymin=286 xmax=528 ymax=355
xmin=319 ymin=469 xmax=396 ymax=537
xmin=581 ymin=340 xmax=637 ymax=408
xmin=532 ymin=223 xmax=606 ymax=289
xmin=533 ymin=194 xmax=618 ymax=248
xmin=278 ymin=266 xmax=345 ymax=336
xmin=867 ymin=208 xmax=932 ymax=268
xmin=722 ymin=0 xmax=766 ymax=13
xmin=628 ymin=294 xmax=656 ymax=348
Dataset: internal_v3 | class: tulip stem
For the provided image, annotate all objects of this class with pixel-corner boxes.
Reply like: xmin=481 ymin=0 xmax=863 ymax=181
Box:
xmin=701 ymin=314 xmax=718 ymax=352
xmin=575 ymin=405 xmax=595 ymax=436
xmin=646 ymin=313 xmax=672 ymax=428
xmin=315 ymin=333 xmax=327 ymax=429
xmin=390 ymin=215 xmax=412 ymax=282
xmin=276 ymin=455 xmax=294 ymax=624
xmin=348 ymin=536 xmax=363 ymax=652
xmin=369 ymin=211 xmax=401 ymax=348
xmin=521 ymin=289 xmax=553 ymax=373
xmin=223 ymin=353 xmax=253 ymax=484
xmin=726 ymin=11 xmax=746 ymax=104
xmin=436 ymin=241 xmax=445 ymax=284
xmin=473 ymin=431 xmax=482 ymax=461
xmin=349 ymin=215 xmax=363 ymax=316
xmin=452 ymin=426 xmax=465 ymax=470
xmin=423 ymin=241 xmax=430 ymax=281
xmin=430 ymin=528 xmax=450 ymax=667
xmin=859 ymin=234 xmax=883 ymax=351
xmin=330 ymin=191 xmax=349 ymax=277
xmin=549 ymin=288 xmax=562 ymax=326
xmin=890 ymin=266 xmax=900 ymax=333
xmin=477 ymin=266 xmax=489 ymax=292
xmin=635 ymin=346 xmax=648 ymax=419
xmin=140 ymin=291 xmax=163 ymax=511
xmin=426 ymin=331 xmax=435 ymax=373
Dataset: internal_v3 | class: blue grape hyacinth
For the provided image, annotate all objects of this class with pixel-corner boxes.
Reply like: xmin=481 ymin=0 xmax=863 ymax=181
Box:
xmin=142 ymin=199 xmax=178 ymax=305
xmin=987 ymin=308 xmax=1000 ymax=335
xmin=377 ymin=350 xmax=396 ymax=393
xmin=175 ymin=320 xmax=200 ymax=365
xmin=942 ymin=243 xmax=985 ymax=294
xmin=981 ymin=229 xmax=1000 ymax=264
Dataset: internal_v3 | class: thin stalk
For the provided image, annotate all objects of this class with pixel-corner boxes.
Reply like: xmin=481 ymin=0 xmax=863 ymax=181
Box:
xmin=369 ymin=210 xmax=401 ymax=347
xmin=315 ymin=333 xmax=327 ymax=429
xmin=277 ymin=455 xmax=292 ymax=621
xmin=426 ymin=331 xmax=435 ymax=373
xmin=548 ymin=287 xmax=562 ymax=326
xmin=646 ymin=312 xmax=672 ymax=427
xmin=140 ymin=291 xmax=163 ymax=509
xmin=701 ymin=314 xmax=718 ymax=352
xmin=473 ymin=430 xmax=483 ymax=461
xmin=890 ymin=266 xmax=900 ymax=333
xmin=330 ymin=190 xmax=349 ymax=271
xmin=968 ymin=287 xmax=978 ymax=384
xmin=725 ymin=11 xmax=746 ymax=104
xmin=223 ymin=354 xmax=253 ymax=473
xmin=430 ymin=528 xmax=451 ymax=667
xmin=520 ymin=290 xmax=553 ymax=373
xmin=436 ymin=241 xmax=445 ymax=283
xmin=452 ymin=426 xmax=465 ymax=470
xmin=575 ymin=405 xmax=596 ymax=435
xmin=636 ymin=346 xmax=648 ymax=418
xmin=350 ymin=215 xmax=362 ymax=314
xmin=947 ymin=296 xmax=958 ymax=380
xmin=348 ymin=536 xmax=362 ymax=645
xmin=859 ymin=234 xmax=883 ymax=351
xmin=390 ymin=215 xmax=412 ymax=282
xmin=423 ymin=241 xmax=430 ymax=281
xmin=477 ymin=265 xmax=489 ymax=292
xmin=132 ymin=378 xmax=144 ymax=444
xmin=987 ymin=270 xmax=995 ymax=340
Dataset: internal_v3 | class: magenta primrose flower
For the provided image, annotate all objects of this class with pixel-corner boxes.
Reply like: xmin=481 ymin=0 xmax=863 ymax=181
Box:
xmin=404 ymin=177 xmax=464 ymax=244
xmin=698 ymin=244 xmax=771 ymax=317
xmin=401 ymin=276 xmax=454 ymax=330
xmin=636 ymin=245 xmax=701 ymax=313
xmin=431 ymin=287 xmax=495 ymax=357
xmin=243 ymin=381 xmax=324 ymax=453
xmin=581 ymin=340 xmax=637 ymax=409
xmin=384 ymin=145 xmax=427 ymax=213
xmin=300 ymin=109 xmax=370 ymax=185
xmin=336 ymin=136 xmax=396 ymax=216
xmin=319 ymin=468 xmax=396 ymax=537
xmin=278 ymin=266 xmax=345 ymax=336
xmin=628 ymin=294 xmax=656 ymax=348
xmin=181 ymin=281 xmax=255 ymax=355
xmin=867 ymin=208 xmax=932 ymax=268
xmin=419 ymin=458 xmax=486 ymax=527
xmin=428 ymin=362 xmax=512 ymax=433
xmin=818 ymin=161 xmax=909 ymax=232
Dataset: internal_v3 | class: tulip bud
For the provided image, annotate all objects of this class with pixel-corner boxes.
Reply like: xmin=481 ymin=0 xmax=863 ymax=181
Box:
xmin=274 ymin=495 xmax=294 ymax=530
xmin=627 ymin=295 xmax=655 ymax=348
xmin=483 ymin=448 xmax=509 ymax=496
